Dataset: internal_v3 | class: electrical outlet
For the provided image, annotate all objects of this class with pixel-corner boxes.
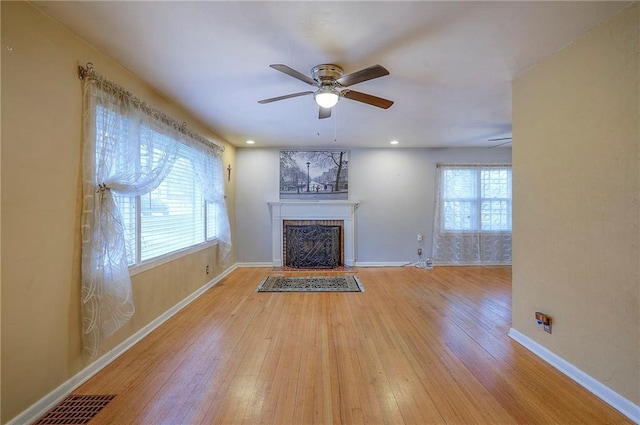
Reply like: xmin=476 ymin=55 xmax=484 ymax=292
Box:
xmin=206 ymin=265 xmax=210 ymax=275
xmin=417 ymin=233 xmax=423 ymax=242
xmin=535 ymin=312 xmax=552 ymax=334
xmin=417 ymin=248 xmax=423 ymax=256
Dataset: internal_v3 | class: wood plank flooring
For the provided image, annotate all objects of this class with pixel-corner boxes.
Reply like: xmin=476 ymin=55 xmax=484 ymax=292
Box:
xmin=74 ymin=267 xmax=632 ymax=424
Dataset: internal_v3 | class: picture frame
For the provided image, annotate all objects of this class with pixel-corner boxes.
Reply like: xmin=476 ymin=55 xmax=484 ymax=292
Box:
xmin=279 ymin=150 xmax=349 ymax=200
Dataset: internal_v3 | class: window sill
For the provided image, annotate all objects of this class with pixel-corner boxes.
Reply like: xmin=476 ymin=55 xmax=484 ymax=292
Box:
xmin=129 ymin=239 xmax=219 ymax=276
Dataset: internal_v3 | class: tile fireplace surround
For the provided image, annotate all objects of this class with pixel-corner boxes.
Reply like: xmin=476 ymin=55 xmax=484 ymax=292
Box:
xmin=268 ymin=201 xmax=358 ymax=267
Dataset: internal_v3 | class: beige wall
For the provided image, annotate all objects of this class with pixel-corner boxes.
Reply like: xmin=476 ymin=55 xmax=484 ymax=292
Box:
xmin=512 ymin=3 xmax=639 ymax=405
xmin=0 ymin=2 xmax=236 ymax=423
xmin=0 ymin=2 xmax=3 ymax=421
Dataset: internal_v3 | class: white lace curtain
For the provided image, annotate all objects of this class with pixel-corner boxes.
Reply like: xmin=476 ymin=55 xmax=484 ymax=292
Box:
xmin=188 ymin=143 xmax=232 ymax=264
xmin=432 ymin=163 xmax=512 ymax=265
xmin=81 ymin=68 xmax=230 ymax=358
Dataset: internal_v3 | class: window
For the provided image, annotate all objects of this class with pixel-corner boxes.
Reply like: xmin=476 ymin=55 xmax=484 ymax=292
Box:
xmin=433 ymin=163 xmax=512 ymax=265
xmin=441 ymin=166 xmax=512 ymax=232
xmin=82 ymin=68 xmax=231 ymax=358
xmin=97 ymin=107 xmax=219 ymax=266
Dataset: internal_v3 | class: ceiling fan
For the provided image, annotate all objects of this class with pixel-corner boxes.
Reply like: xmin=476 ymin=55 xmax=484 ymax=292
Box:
xmin=488 ymin=137 xmax=513 ymax=148
xmin=258 ymin=63 xmax=394 ymax=119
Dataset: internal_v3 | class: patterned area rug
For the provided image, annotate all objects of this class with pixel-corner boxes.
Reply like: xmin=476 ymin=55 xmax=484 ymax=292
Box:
xmin=257 ymin=275 xmax=364 ymax=292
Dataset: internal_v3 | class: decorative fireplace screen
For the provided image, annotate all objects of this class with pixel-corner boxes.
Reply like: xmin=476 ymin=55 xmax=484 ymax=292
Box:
xmin=283 ymin=221 xmax=343 ymax=268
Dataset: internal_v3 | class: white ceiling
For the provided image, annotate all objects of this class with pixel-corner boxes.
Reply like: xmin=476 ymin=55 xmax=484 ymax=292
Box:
xmin=33 ymin=1 xmax=630 ymax=149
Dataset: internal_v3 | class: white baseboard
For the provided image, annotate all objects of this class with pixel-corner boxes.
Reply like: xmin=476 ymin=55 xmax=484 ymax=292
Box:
xmin=235 ymin=262 xmax=274 ymax=268
xmin=434 ymin=262 xmax=511 ymax=266
xmin=508 ymin=328 xmax=640 ymax=424
xmin=354 ymin=261 xmax=410 ymax=267
xmin=7 ymin=264 xmax=238 ymax=425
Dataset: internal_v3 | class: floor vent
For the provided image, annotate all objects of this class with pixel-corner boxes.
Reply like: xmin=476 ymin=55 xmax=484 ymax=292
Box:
xmin=34 ymin=394 xmax=116 ymax=424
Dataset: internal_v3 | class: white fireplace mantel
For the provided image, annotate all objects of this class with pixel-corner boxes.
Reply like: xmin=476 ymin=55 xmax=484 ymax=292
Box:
xmin=268 ymin=201 xmax=359 ymax=267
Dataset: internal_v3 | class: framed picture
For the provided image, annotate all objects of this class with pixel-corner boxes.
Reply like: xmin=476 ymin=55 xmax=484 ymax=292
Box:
xmin=279 ymin=150 xmax=349 ymax=200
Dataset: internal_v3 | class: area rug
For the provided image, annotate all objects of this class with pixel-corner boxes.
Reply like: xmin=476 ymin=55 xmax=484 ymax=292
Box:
xmin=257 ymin=275 xmax=364 ymax=292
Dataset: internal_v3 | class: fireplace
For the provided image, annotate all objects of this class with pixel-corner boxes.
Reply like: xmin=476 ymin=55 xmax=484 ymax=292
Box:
xmin=268 ymin=201 xmax=358 ymax=267
xmin=283 ymin=220 xmax=343 ymax=269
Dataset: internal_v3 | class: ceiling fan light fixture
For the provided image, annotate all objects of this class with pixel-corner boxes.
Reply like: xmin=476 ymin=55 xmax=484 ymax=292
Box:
xmin=314 ymin=87 xmax=339 ymax=109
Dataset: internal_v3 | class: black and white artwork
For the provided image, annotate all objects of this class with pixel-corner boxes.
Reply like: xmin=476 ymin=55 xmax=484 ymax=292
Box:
xmin=279 ymin=150 xmax=349 ymax=200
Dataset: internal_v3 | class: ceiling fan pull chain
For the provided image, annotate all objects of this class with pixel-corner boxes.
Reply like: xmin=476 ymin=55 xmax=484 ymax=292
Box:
xmin=334 ymin=107 xmax=338 ymax=142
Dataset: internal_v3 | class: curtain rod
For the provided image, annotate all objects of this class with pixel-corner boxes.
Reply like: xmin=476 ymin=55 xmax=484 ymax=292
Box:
xmin=78 ymin=62 xmax=224 ymax=155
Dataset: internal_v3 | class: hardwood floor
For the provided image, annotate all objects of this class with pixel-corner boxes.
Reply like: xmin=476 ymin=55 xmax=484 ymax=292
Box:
xmin=75 ymin=267 xmax=631 ymax=424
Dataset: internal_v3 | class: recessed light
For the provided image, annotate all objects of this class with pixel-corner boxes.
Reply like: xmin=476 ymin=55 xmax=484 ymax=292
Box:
xmin=390 ymin=140 xmax=399 ymax=145
xmin=246 ymin=140 xmax=255 ymax=145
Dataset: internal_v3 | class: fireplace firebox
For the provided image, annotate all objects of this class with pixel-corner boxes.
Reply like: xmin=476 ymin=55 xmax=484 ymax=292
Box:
xmin=283 ymin=220 xmax=343 ymax=269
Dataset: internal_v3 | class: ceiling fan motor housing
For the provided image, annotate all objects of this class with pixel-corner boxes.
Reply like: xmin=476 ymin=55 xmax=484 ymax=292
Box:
xmin=311 ymin=64 xmax=344 ymax=86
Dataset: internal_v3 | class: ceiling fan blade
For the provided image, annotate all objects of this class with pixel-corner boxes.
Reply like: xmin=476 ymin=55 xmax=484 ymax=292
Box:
xmin=488 ymin=141 xmax=513 ymax=149
xmin=319 ymin=107 xmax=331 ymax=119
xmin=337 ymin=64 xmax=389 ymax=87
xmin=270 ymin=64 xmax=317 ymax=86
xmin=342 ymin=90 xmax=394 ymax=109
xmin=258 ymin=91 xmax=314 ymax=104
